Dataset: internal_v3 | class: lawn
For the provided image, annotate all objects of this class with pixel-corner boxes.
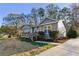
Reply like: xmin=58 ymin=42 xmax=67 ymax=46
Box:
xmin=31 ymin=42 xmax=48 ymax=46
xmin=0 ymin=40 xmax=39 ymax=56
xmin=12 ymin=42 xmax=54 ymax=56
xmin=0 ymin=39 xmax=55 ymax=56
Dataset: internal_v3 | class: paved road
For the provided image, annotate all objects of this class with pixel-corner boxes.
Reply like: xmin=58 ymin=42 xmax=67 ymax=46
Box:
xmin=37 ymin=38 xmax=79 ymax=56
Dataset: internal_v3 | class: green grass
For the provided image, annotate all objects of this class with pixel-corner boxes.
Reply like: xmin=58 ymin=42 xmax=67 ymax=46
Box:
xmin=31 ymin=42 xmax=48 ymax=46
xmin=0 ymin=39 xmax=56 ymax=56
xmin=12 ymin=43 xmax=55 ymax=56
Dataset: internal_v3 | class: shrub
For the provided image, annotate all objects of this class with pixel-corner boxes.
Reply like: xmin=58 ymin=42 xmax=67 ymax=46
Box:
xmin=38 ymin=31 xmax=45 ymax=38
xmin=8 ymin=35 xmax=11 ymax=38
xmin=19 ymin=37 xmax=32 ymax=42
xmin=67 ymin=27 xmax=78 ymax=38
xmin=0 ymin=35 xmax=2 ymax=38
xmin=49 ymin=31 xmax=59 ymax=39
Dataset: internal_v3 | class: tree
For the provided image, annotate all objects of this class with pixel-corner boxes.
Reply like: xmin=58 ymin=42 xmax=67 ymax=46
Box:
xmin=26 ymin=14 xmax=32 ymax=23
xmin=0 ymin=25 xmax=18 ymax=38
xmin=60 ymin=7 xmax=71 ymax=20
xmin=67 ymin=26 xmax=78 ymax=38
xmin=37 ymin=8 xmax=45 ymax=20
xmin=70 ymin=3 xmax=79 ymax=36
xmin=46 ymin=4 xmax=59 ymax=19
xmin=3 ymin=13 xmax=26 ymax=37
xmin=31 ymin=8 xmax=37 ymax=26
xmin=71 ymin=4 xmax=79 ymax=27
xmin=25 ymin=13 xmax=36 ymax=41
xmin=59 ymin=7 xmax=72 ymax=32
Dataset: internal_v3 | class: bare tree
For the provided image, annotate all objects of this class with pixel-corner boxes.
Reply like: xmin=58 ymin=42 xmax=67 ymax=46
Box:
xmin=3 ymin=13 xmax=26 ymax=37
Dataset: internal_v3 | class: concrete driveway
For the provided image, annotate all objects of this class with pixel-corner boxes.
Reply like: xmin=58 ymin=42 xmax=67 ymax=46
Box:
xmin=37 ymin=38 xmax=79 ymax=56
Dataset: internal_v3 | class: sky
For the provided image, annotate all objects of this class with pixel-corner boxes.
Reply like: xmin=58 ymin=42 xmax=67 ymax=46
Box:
xmin=0 ymin=3 xmax=71 ymax=26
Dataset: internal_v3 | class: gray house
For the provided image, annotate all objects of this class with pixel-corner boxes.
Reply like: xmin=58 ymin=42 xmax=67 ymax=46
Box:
xmin=21 ymin=18 xmax=66 ymax=38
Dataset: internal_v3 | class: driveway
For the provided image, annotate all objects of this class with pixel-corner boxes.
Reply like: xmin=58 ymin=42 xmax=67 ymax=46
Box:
xmin=37 ymin=38 xmax=79 ymax=56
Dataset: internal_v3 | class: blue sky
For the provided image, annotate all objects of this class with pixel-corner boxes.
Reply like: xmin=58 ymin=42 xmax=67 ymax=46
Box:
xmin=0 ymin=3 xmax=70 ymax=26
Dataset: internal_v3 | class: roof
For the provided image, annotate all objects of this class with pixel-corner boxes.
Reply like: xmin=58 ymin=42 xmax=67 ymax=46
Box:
xmin=22 ymin=18 xmax=58 ymax=28
xmin=39 ymin=18 xmax=58 ymax=26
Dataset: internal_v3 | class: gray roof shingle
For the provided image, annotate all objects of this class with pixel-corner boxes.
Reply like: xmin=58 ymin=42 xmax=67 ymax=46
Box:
xmin=39 ymin=18 xmax=58 ymax=25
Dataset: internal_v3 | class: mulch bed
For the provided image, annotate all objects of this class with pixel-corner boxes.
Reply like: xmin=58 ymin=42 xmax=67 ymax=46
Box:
xmin=33 ymin=37 xmax=69 ymax=43
xmin=55 ymin=37 xmax=69 ymax=43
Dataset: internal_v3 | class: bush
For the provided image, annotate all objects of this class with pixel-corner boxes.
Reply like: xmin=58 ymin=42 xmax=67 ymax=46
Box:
xmin=19 ymin=37 xmax=32 ymax=42
xmin=67 ymin=27 xmax=78 ymax=38
xmin=0 ymin=35 xmax=2 ymax=38
xmin=36 ymin=31 xmax=59 ymax=42
xmin=38 ymin=31 xmax=45 ymax=38
xmin=49 ymin=31 xmax=59 ymax=39
xmin=8 ymin=35 xmax=11 ymax=38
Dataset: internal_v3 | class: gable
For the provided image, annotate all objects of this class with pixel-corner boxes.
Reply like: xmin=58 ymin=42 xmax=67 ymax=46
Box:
xmin=39 ymin=18 xmax=58 ymax=25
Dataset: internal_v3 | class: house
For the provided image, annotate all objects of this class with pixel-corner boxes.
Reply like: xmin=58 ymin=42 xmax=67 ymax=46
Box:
xmin=36 ymin=18 xmax=58 ymax=32
xmin=58 ymin=20 xmax=66 ymax=37
xmin=21 ymin=18 xmax=66 ymax=39
xmin=21 ymin=19 xmax=35 ymax=38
